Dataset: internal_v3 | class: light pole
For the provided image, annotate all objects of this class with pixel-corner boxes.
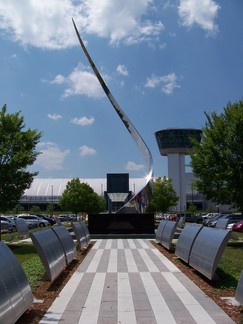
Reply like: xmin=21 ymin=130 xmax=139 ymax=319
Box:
xmin=51 ymin=185 xmax=54 ymax=217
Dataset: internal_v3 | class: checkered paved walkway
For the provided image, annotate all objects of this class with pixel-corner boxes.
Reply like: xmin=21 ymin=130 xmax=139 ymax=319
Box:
xmin=40 ymin=239 xmax=234 ymax=324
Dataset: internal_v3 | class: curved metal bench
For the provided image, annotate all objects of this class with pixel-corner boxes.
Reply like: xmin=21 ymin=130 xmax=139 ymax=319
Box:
xmin=79 ymin=220 xmax=90 ymax=245
xmin=30 ymin=228 xmax=66 ymax=281
xmin=52 ymin=225 xmax=77 ymax=264
xmin=72 ymin=222 xmax=87 ymax=250
xmin=175 ymin=224 xmax=203 ymax=263
xmin=235 ymin=270 xmax=243 ymax=305
xmin=161 ymin=220 xmax=178 ymax=251
xmin=189 ymin=227 xmax=231 ymax=280
xmin=155 ymin=219 xmax=167 ymax=244
xmin=0 ymin=241 xmax=33 ymax=324
xmin=215 ymin=218 xmax=229 ymax=230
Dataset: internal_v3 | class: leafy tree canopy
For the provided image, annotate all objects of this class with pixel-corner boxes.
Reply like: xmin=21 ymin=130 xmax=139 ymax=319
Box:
xmin=59 ymin=178 xmax=105 ymax=215
xmin=0 ymin=105 xmax=42 ymax=212
xmin=29 ymin=205 xmax=42 ymax=215
xmin=46 ymin=204 xmax=54 ymax=216
xmin=148 ymin=176 xmax=178 ymax=213
xmin=190 ymin=100 xmax=243 ymax=211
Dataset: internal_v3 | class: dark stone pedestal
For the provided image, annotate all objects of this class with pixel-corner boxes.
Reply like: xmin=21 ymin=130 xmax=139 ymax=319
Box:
xmin=88 ymin=213 xmax=154 ymax=235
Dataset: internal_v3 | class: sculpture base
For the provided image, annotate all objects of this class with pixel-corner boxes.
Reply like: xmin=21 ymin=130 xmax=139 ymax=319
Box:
xmin=88 ymin=213 xmax=154 ymax=235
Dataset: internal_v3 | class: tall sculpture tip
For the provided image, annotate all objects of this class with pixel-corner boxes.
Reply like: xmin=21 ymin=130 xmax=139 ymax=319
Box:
xmin=72 ymin=18 xmax=77 ymax=31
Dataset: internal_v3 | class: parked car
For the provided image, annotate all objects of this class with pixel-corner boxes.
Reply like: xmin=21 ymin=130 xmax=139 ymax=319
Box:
xmin=167 ymin=214 xmax=177 ymax=221
xmin=0 ymin=220 xmax=13 ymax=233
xmin=68 ymin=214 xmax=77 ymax=220
xmin=57 ymin=215 xmax=71 ymax=222
xmin=232 ymin=221 xmax=243 ymax=233
xmin=34 ymin=214 xmax=56 ymax=225
xmin=227 ymin=223 xmax=235 ymax=230
xmin=203 ymin=213 xmax=226 ymax=226
xmin=208 ymin=213 xmax=243 ymax=228
xmin=0 ymin=216 xmax=16 ymax=233
xmin=201 ymin=213 xmax=220 ymax=220
xmin=177 ymin=213 xmax=202 ymax=224
xmin=16 ymin=215 xmax=49 ymax=228
xmin=4 ymin=215 xmax=17 ymax=222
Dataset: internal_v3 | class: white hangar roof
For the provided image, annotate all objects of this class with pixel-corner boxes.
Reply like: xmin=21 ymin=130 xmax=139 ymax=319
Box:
xmin=23 ymin=178 xmax=147 ymax=197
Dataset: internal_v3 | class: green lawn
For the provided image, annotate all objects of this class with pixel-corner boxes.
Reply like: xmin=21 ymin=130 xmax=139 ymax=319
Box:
xmin=8 ymin=243 xmax=45 ymax=288
xmin=216 ymin=232 xmax=243 ymax=289
xmin=8 ymin=243 xmax=37 ymax=263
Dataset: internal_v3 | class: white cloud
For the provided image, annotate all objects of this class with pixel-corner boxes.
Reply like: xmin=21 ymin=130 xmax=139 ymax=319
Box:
xmin=160 ymin=73 xmax=181 ymax=94
xmin=0 ymin=0 xmax=85 ymax=49
xmin=35 ymin=142 xmax=70 ymax=170
xmin=145 ymin=72 xmax=180 ymax=95
xmin=71 ymin=116 xmax=94 ymax=126
xmin=178 ymin=0 xmax=220 ymax=35
xmin=47 ymin=113 xmax=63 ymax=121
xmin=117 ymin=64 xmax=129 ymax=76
xmin=0 ymin=0 xmax=164 ymax=49
xmin=125 ymin=161 xmax=144 ymax=171
xmin=51 ymin=74 xmax=66 ymax=84
xmin=79 ymin=145 xmax=97 ymax=157
xmin=145 ymin=75 xmax=161 ymax=88
xmin=50 ymin=64 xmax=105 ymax=99
xmin=124 ymin=21 xmax=164 ymax=45
xmin=84 ymin=1 xmax=164 ymax=45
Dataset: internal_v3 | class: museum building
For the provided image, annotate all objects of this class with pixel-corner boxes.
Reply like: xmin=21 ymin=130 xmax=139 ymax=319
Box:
xmin=19 ymin=173 xmax=206 ymax=212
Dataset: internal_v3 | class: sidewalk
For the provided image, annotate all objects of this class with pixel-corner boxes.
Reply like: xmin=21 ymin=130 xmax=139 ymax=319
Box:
xmin=40 ymin=239 xmax=234 ymax=324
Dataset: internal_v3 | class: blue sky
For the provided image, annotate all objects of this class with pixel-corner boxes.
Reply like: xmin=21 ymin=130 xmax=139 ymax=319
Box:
xmin=0 ymin=0 xmax=242 ymax=180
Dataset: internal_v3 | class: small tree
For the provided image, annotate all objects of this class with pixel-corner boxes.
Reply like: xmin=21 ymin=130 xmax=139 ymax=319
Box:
xmin=0 ymin=105 xmax=42 ymax=212
xmin=59 ymin=178 xmax=105 ymax=215
xmin=46 ymin=204 xmax=54 ymax=216
xmin=187 ymin=203 xmax=197 ymax=215
xmin=148 ymin=177 xmax=178 ymax=213
xmin=29 ymin=205 xmax=41 ymax=214
xmin=190 ymin=100 xmax=243 ymax=211
xmin=12 ymin=204 xmax=24 ymax=214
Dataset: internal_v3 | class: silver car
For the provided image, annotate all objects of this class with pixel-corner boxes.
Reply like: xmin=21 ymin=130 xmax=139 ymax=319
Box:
xmin=16 ymin=215 xmax=49 ymax=228
xmin=0 ymin=216 xmax=17 ymax=232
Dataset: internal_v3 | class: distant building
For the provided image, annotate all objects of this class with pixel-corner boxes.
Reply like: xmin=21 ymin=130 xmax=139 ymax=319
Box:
xmin=155 ymin=128 xmax=202 ymax=211
xmin=19 ymin=173 xmax=210 ymax=212
xmin=19 ymin=175 xmax=146 ymax=212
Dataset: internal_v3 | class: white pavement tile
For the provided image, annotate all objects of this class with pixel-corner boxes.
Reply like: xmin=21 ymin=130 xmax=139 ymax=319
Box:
xmin=105 ymin=239 xmax=112 ymax=249
xmin=92 ymin=239 xmax=102 ymax=249
xmin=127 ymin=239 xmax=137 ymax=249
xmin=118 ymin=272 xmax=136 ymax=323
xmin=137 ymin=249 xmax=160 ymax=272
xmin=86 ymin=249 xmax=104 ymax=273
xmin=78 ymin=272 xmax=106 ymax=324
xmin=107 ymin=249 xmax=118 ymax=273
xmin=137 ymin=238 xmax=150 ymax=249
xmin=150 ymin=244 xmax=181 ymax=272
xmin=117 ymin=239 xmax=124 ymax=249
xmin=140 ymin=272 xmax=177 ymax=324
xmin=125 ymin=249 xmax=138 ymax=272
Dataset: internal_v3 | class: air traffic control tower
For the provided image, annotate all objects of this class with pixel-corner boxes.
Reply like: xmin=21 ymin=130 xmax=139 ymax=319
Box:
xmin=155 ymin=128 xmax=202 ymax=211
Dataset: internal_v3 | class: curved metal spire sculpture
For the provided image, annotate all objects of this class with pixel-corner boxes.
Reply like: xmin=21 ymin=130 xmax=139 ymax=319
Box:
xmin=72 ymin=19 xmax=153 ymax=213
